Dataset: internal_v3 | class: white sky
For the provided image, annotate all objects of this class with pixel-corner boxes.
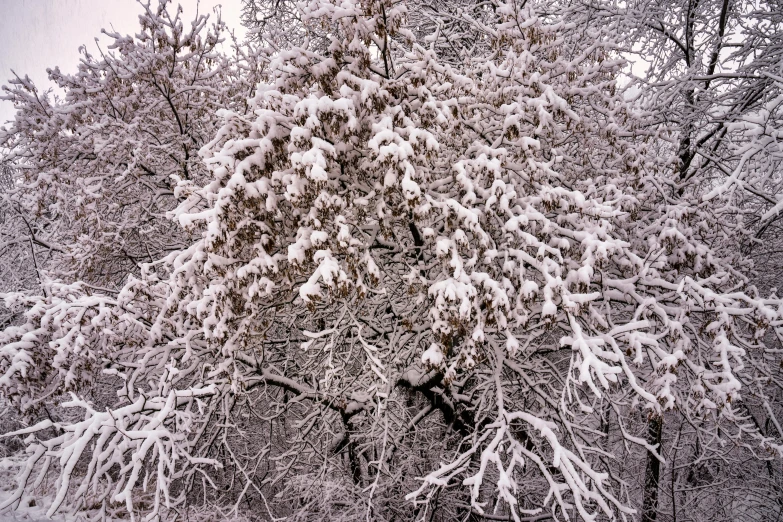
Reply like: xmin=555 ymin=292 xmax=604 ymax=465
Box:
xmin=0 ymin=0 xmax=245 ymax=126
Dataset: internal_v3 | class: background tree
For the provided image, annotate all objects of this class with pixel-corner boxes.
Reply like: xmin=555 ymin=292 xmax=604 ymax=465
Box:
xmin=560 ymin=0 xmax=783 ymax=285
xmin=0 ymin=0 xmax=262 ymax=287
xmin=555 ymin=1 xmax=783 ymax=519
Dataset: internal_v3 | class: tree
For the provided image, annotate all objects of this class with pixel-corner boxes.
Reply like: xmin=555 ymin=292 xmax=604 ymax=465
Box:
xmin=1 ymin=0 xmax=782 ymax=521
xmin=555 ymin=1 xmax=783 ymax=518
xmin=561 ymin=0 xmax=783 ymax=285
xmin=0 ymin=160 xmax=41 ymax=330
xmin=0 ymin=0 xmax=261 ymax=287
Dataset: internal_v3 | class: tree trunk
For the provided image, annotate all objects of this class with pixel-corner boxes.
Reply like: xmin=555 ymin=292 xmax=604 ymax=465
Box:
xmin=642 ymin=415 xmax=663 ymax=522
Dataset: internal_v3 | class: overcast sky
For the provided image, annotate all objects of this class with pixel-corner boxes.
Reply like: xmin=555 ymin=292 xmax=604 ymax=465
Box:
xmin=0 ymin=0 xmax=245 ymax=125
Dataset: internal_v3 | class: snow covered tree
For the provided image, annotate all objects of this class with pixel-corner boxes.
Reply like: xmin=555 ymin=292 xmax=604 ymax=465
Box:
xmin=555 ymin=1 xmax=783 ymax=518
xmin=0 ymin=1 xmax=262 ymax=287
xmin=0 ymin=0 xmax=782 ymax=521
xmin=561 ymin=0 xmax=783 ymax=287
xmin=0 ymin=160 xmax=41 ymax=329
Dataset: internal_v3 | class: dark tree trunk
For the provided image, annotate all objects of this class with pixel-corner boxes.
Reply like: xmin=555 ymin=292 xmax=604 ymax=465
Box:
xmin=642 ymin=415 xmax=664 ymax=522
